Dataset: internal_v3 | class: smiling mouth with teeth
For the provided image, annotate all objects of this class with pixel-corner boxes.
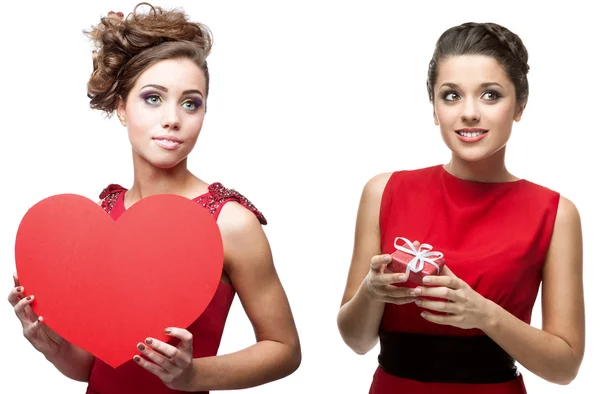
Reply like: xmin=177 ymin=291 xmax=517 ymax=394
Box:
xmin=457 ymin=130 xmax=488 ymax=137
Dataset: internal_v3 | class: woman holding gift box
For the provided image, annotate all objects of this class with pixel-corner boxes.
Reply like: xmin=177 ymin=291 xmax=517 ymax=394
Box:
xmin=337 ymin=22 xmax=584 ymax=393
xmin=7 ymin=3 xmax=301 ymax=393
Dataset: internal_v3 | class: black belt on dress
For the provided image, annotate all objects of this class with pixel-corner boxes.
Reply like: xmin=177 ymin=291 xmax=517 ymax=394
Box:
xmin=378 ymin=331 xmax=519 ymax=383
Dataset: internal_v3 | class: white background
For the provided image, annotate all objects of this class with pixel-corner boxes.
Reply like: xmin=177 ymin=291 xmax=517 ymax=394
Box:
xmin=1 ymin=1 xmax=598 ymax=393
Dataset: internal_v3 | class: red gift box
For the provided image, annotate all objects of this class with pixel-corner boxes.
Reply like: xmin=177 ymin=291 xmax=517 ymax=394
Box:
xmin=389 ymin=237 xmax=445 ymax=285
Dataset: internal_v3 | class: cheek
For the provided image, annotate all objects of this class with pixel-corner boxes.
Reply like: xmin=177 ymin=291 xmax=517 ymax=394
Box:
xmin=434 ymin=104 xmax=458 ymax=129
xmin=126 ymin=104 xmax=155 ymax=138
xmin=484 ymin=104 xmax=515 ymax=129
xmin=186 ymin=114 xmax=205 ymax=138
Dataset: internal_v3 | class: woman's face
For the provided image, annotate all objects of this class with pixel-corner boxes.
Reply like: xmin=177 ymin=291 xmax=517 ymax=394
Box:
xmin=117 ymin=58 xmax=207 ymax=169
xmin=433 ymin=55 xmax=524 ymax=163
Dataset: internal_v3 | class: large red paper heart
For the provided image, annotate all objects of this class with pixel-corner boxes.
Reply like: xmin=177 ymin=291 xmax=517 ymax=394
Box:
xmin=15 ymin=194 xmax=223 ymax=368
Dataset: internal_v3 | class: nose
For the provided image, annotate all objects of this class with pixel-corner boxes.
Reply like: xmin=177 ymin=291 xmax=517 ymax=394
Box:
xmin=160 ymin=102 xmax=181 ymax=130
xmin=460 ymin=98 xmax=480 ymax=123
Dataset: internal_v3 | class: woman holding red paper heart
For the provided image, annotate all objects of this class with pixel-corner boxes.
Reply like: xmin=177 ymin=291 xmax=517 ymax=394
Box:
xmin=8 ymin=3 xmax=300 ymax=393
xmin=337 ymin=22 xmax=584 ymax=393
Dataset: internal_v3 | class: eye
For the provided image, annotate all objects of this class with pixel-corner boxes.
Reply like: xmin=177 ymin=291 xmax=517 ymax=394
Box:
xmin=144 ymin=95 xmax=163 ymax=106
xmin=482 ymin=91 xmax=501 ymax=101
xmin=181 ymin=99 xmax=201 ymax=111
xmin=442 ymin=91 xmax=460 ymax=101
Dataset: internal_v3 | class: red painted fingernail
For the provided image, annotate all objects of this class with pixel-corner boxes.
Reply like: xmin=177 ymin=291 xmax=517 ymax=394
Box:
xmin=145 ymin=338 xmax=153 ymax=345
xmin=137 ymin=343 xmax=145 ymax=351
xmin=16 ymin=287 xmax=23 ymax=293
xmin=164 ymin=328 xmax=172 ymax=334
xmin=134 ymin=355 xmax=140 ymax=362
xmin=26 ymin=296 xmax=33 ymax=301
xmin=108 ymin=11 xmax=115 ymax=15
xmin=116 ymin=12 xmax=124 ymax=18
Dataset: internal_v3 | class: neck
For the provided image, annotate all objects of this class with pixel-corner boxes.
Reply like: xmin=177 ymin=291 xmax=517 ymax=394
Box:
xmin=445 ymin=147 xmax=517 ymax=183
xmin=127 ymin=151 xmax=196 ymax=203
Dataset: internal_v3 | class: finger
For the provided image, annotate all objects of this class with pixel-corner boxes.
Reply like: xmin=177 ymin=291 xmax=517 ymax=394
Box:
xmin=370 ymin=255 xmax=391 ymax=272
xmin=413 ymin=285 xmax=457 ymax=301
xmin=143 ymin=338 xmax=177 ymax=359
xmin=14 ymin=295 xmax=36 ymax=323
xmin=422 ymin=274 xmax=461 ymax=289
xmin=415 ymin=299 xmax=458 ymax=313
xmin=164 ymin=328 xmax=193 ymax=354
xmin=380 ymin=295 xmax=418 ymax=305
xmin=379 ymin=285 xmax=415 ymax=298
xmin=439 ymin=264 xmax=456 ymax=278
xmin=420 ymin=311 xmax=461 ymax=326
xmin=370 ymin=272 xmax=407 ymax=287
xmin=13 ymin=273 xmax=21 ymax=287
xmin=134 ymin=354 xmax=169 ymax=379
xmin=7 ymin=286 xmax=24 ymax=306
xmin=23 ymin=316 xmax=44 ymax=338
xmin=137 ymin=343 xmax=175 ymax=372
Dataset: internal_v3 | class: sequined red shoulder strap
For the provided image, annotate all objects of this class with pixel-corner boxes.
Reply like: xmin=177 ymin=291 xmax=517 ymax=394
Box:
xmin=99 ymin=184 xmax=127 ymax=214
xmin=197 ymin=183 xmax=267 ymax=225
xmin=99 ymin=182 xmax=266 ymax=224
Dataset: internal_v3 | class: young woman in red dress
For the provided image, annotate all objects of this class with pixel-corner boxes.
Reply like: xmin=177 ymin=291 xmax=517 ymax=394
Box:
xmin=7 ymin=4 xmax=301 ymax=393
xmin=337 ymin=22 xmax=584 ymax=394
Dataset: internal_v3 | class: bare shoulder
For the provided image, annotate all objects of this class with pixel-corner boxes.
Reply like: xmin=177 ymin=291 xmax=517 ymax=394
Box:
xmin=555 ymin=195 xmax=581 ymax=229
xmin=361 ymin=172 xmax=394 ymax=202
xmin=544 ymin=195 xmax=582 ymax=273
xmin=217 ymin=200 xmax=273 ymax=282
xmin=217 ymin=201 xmax=264 ymax=237
xmin=217 ymin=201 xmax=268 ymax=270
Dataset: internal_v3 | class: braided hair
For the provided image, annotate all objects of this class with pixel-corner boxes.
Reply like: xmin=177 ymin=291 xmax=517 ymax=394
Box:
xmin=426 ymin=22 xmax=529 ymax=106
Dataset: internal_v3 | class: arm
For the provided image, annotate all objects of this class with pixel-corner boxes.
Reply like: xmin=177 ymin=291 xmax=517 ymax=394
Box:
xmin=46 ymin=342 xmax=95 ymax=382
xmin=337 ymin=173 xmax=416 ymax=355
xmin=482 ymin=196 xmax=584 ymax=384
xmin=186 ymin=202 xmax=301 ymax=391
xmin=417 ymin=196 xmax=585 ymax=384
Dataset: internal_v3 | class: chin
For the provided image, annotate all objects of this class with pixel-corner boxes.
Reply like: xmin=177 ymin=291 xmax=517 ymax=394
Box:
xmin=141 ymin=153 xmax=187 ymax=169
xmin=151 ymin=159 xmax=185 ymax=169
xmin=449 ymin=147 xmax=497 ymax=163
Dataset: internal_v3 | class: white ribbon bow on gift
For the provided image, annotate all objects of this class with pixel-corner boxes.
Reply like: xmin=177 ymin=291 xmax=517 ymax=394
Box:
xmin=393 ymin=237 xmax=444 ymax=276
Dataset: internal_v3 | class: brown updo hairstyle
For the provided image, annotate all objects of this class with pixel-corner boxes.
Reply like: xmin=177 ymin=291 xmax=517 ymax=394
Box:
xmin=426 ymin=22 xmax=530 ymax=107
xmin=85 ymin=2 xmax=212 ymax=116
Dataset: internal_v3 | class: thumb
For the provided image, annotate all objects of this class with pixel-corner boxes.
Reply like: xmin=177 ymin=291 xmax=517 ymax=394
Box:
xmin=370 ymin=255 xmax=391 ymax=272
xmin=439 ymin=263 xmax=456 ymax=277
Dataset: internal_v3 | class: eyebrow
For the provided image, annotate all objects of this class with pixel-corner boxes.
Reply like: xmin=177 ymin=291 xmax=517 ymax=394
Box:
xmin=438 ymin=82 xmax=504 ymax=91
xmin=140 ymin=84 xmax=204 ymax=98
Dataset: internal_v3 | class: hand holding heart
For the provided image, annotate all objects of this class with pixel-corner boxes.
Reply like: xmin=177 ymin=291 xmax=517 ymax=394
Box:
xmin=133 ymin=327 xmax=196 ymax=390
xmin=7 ymin=273 xmax=65 ymax=360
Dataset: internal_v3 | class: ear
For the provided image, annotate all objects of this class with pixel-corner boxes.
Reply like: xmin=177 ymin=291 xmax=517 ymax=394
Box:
xmin=116 ymin=96 xmax=127 ymax=127
xmin=514 ymin=103 xmax=525 ymax=122
xmin=433 ymin=108 xmax=439 ymax=126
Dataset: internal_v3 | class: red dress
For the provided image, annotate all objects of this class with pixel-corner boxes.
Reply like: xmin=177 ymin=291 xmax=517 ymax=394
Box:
xmin=86 ymin=183 xmax=267 ymax=394
xmin=371 ymin=165 xmax=560 ymax=394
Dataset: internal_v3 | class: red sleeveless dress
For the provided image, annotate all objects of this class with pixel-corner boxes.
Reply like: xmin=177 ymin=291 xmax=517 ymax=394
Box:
xmin=370 ymin=165 xmax=560 ymax=394
xmin=86 ymin=183 xmax=267 ymax=394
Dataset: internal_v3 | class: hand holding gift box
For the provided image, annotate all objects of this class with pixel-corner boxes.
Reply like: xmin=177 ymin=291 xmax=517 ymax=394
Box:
xmin=389 ymin=237 xmax=445 ymax=285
